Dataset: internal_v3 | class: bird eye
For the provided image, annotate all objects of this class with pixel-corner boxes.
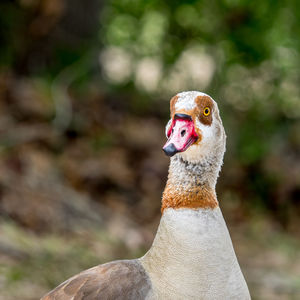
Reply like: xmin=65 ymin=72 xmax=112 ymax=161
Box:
xmin=203 ymin=107 xmax=210 ymax=116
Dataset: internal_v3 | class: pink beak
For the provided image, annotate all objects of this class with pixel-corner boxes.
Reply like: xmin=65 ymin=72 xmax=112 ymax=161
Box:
xmin=163 ymin=115 xmax=198 ymax=157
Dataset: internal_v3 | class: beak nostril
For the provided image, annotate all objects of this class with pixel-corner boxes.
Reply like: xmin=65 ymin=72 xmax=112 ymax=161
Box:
xmin=163 ymin=118 xmax=198 ymax=156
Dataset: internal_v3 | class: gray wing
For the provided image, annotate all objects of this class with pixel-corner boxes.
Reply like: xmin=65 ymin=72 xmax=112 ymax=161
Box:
xmin=41 ymin=259 xmax=152 ymax=300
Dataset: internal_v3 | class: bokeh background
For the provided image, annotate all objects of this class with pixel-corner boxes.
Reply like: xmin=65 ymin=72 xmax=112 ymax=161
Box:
xmin=0 ymin=0 xmax=300 ymax=299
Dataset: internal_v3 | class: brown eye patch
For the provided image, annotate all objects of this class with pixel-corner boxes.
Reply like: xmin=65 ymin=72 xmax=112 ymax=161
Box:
xmin=195 ymin=95 xmax=213 ymax=126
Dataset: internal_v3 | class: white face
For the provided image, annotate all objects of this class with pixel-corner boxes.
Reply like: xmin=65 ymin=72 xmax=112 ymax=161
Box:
xmin=179 ymin=117 xmax=218 ymax=163
xmin=164 ymin=91 xmax=225 ymax=163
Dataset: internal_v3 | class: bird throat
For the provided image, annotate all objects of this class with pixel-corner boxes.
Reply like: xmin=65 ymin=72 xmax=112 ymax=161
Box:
xmin=161 ymin=156 xmax=218 ymax=212
xmin=161 ymin=183 xmax=218 ymax=212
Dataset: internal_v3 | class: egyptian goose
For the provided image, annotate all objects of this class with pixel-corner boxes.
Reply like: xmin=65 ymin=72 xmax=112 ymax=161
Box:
xmin=41 ymin=91 xmax=251 ymax=300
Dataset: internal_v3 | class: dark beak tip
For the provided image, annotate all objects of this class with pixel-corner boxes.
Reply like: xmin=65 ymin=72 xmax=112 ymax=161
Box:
xmin=163 ymin=143 xmax=178 ymax=157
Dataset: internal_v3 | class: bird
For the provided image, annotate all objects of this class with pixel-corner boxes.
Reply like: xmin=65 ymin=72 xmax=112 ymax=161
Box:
xmin=41 ymin=91 xmax=251 ymax=300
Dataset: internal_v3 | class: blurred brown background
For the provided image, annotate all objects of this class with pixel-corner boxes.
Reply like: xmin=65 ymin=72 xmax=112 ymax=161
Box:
xmin=0 ymin=0 xmax=299 ymax=299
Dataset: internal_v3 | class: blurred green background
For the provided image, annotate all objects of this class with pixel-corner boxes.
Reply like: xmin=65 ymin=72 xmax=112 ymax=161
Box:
xmin=0 ymin=0 xmax=299 ymax=299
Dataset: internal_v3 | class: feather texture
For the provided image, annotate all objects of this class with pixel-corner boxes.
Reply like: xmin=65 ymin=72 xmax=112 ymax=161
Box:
xmin=41 ymin=260 xmax=152 ymax=300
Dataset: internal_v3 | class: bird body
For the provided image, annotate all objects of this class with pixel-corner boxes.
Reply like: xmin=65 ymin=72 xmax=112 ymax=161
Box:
xmin=41 ymin=91 xmax=250 ymax=300
xmin=141 ymin=207 xmax=250 ymax=299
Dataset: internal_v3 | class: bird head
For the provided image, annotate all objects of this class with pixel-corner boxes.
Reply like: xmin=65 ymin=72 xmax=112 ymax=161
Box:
xmin=163 ymin=91 xmax=226 ymax=164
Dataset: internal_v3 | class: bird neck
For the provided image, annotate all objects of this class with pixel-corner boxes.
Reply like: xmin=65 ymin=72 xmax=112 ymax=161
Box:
xmin=161 ymin=155 xmax=220 ymax=212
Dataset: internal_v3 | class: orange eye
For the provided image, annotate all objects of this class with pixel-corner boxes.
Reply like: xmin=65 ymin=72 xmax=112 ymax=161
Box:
xmin=203 ymin=107 xmax=210 ymax=116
